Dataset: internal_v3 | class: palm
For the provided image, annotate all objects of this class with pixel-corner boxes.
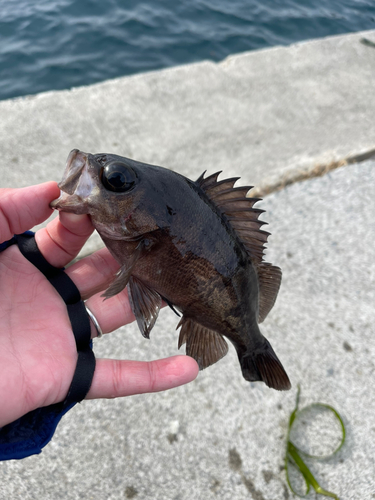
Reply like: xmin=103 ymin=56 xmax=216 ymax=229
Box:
xmin=0 ymin=245 xmax=77 ymax=422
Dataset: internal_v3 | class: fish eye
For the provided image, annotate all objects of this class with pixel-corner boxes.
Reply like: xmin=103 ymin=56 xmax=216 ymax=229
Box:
xmin=101 ymin=162 xmax=137 ymax=193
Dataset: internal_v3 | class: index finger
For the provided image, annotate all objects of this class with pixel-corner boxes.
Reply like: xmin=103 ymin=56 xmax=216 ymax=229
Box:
xmin=0 ymin=182 xmax=60 ymax=243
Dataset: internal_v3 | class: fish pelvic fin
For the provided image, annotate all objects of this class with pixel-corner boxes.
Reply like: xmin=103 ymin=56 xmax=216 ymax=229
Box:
xmin=177 ymin=317 xmax=228 ymax=370
xmin=128 ymin=276 xmax=162 ymax=339
xmin=239 ymin=338 xmax=291 ymax=391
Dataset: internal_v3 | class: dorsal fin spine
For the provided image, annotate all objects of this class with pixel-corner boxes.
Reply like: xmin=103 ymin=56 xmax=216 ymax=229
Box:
xmin=210 ymin=186 xmax=253 ymax=199
xmin=195 ymin=170 xmax=207 ymax=184
xmin=194 ymin=171 xmax=270 ymax=268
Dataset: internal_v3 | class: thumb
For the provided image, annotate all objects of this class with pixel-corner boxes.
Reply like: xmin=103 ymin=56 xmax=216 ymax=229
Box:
xmin=0 ymin=181 xmax=60 ymax=243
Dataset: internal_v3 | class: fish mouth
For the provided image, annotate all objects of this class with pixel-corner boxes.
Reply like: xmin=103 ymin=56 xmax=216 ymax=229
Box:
xmin=50 ymin=149 xmax=93 ymax=214
xmin=50 ymin=191 xmax=88 ymax=214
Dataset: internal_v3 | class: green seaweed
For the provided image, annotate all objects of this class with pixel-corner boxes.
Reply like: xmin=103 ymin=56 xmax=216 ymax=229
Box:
xmin=285 ymin=386 xmax=346 ymax=499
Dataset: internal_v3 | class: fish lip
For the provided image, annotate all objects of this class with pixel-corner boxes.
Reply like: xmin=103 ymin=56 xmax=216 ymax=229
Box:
xmin=50 ymin=190 xmax=89 ymax=214
xmin=58 ymin=149 xmax=89 ymax=195
xmin=49 ymin=149 xmax=91 ymax=214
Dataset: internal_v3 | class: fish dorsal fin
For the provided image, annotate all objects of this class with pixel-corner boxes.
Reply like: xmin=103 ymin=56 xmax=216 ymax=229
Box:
xmin=196 ymin=171 xmax=269 ymax=264
xmin=127 ymin=276 xmax=162 ymax=339
xmin=196 ymin=171 xmax=282 ymax=319
xmin=177 ymin=317 xmax=228 ymax=370
xmin=257 ymin=263 xmax=282 ymax=323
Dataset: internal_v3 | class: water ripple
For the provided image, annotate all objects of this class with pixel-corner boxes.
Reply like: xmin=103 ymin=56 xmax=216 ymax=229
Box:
xmin=0 ymin=0 xmax=374 ymax=100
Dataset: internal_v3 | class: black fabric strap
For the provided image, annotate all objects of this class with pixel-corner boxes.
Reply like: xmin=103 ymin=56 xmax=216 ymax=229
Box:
xmin=63 ymin=348 xmax=96 ymax=407
xmin=14 ymin=233 xmax=95 ymax=405
xmin=67 ymin=301 xmax=92 ymax=351
xmin=15 ymin=234 xmax=81 ymax=304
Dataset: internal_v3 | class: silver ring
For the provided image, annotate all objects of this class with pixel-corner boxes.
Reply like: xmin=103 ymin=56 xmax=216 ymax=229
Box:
xmin=85 ymin=306 xmax=103 ymax=338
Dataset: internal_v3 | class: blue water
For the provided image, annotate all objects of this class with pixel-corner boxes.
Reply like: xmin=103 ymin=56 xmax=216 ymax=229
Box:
xmin=0 ymin=0 xmax=374 ymax=101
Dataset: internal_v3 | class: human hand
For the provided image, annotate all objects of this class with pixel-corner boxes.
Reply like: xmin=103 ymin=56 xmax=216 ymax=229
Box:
xmin=0 ymin=182 xmax=198 ymax=427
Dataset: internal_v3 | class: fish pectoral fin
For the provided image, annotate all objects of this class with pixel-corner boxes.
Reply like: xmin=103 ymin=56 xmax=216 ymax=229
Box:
xmin=128 ymin=276 xmax=162 ymax=339
xmin=101 ymin=264 xmax=133 ymax=299
xmin=177 ymin=317 xmax=228 ymax=370
xmin=257 ymin=263 xmax=282 ymax=323
xmin=101 ymin=240 xmax=146 ymax=299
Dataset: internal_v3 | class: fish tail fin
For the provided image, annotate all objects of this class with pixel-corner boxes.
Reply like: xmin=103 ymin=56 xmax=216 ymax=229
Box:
xmin=239 ymin=337 xmax=291 ymax=391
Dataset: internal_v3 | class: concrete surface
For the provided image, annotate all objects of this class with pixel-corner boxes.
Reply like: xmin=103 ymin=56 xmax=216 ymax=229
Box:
xmin=1 ymin=30 xmax=375 ymax=500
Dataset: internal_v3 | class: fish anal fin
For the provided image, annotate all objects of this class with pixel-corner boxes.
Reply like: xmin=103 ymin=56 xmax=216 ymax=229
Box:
xmin=128 ymin=276 xmax=161 ymax=339
xmin=239 ymin=338 xmax=291 ymax=391
xmin=102 ymin=265 xmax=132 ymax=299
xmin=257 ymin=263 xmax=282 ymax=323
xmin=177 ymin=317 xmax=228 ymax=370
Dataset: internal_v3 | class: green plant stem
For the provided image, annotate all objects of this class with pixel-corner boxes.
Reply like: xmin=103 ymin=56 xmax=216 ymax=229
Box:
xmin=287 ymin=442 xmax=339 ymax=499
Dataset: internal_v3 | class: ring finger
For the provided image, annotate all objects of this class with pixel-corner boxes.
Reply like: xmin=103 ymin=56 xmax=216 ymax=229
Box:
xmin=85 ymin=287 xmax=136 ymax=338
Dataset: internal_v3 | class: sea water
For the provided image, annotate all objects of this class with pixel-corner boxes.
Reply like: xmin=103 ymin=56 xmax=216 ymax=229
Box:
xmin=0 ymin=0 xmax=374 ymax=101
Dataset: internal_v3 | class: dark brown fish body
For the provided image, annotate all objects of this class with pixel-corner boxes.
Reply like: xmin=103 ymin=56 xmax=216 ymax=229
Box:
xmin=51 ymin=150 xmax=291 ymax=390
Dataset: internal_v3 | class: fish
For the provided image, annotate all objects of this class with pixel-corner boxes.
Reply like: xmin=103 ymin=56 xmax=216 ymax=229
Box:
xmin=51 ymin=149 xmax=291 ymax=391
